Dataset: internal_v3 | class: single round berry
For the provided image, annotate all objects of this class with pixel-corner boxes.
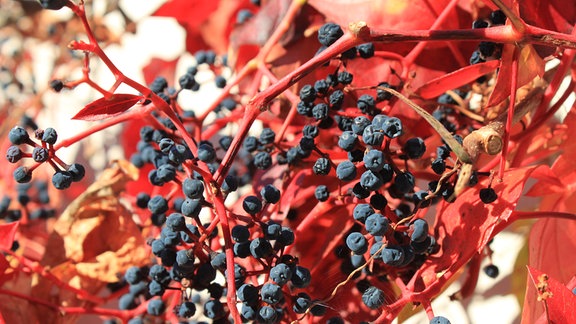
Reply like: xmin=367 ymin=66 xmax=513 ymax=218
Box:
xmin=203 ymin=299 xmax=225 ymax=320
xmin=329 ymin=90 xmax=344 ymax=109
xmin=315 ymin=185 xmax=329 ymax=202
xmin=360 ymin=170 xmax=383 ymax=191
xmin=182 ymin=178 xmax=204 ymax=199
xmin=317 ymin=23 xmax=344 ymax=47
xmin=67 ymin=163 xmax=85 ymax=182
xmin=39 ymin=0 xmax=69 ymax=10
xmin=291 ymin=266 xmax=311 ymax=288
xmin=365 ymin=213 xmax=389 ymax=236
xmin=293 ymin=293 xmax=311 ymax=313
xmin=259 ymin=185 xmax=279 ymax=204
xmin=258 ymin=305 xmax=277 ymax=323
xmin=260 ymin=282 xmax=283 ymax=304
xmin=312 ymin=103 xmax=329 ymax=121
xmin=231 ymin=225 xmax=250 ymax=243
xmin=483 ymin=264 xmax=499 ymax=278
xmin=270 ymin=263 xmax=293 ymax=286
xmin=479 ymin=187 xmax=498 ymax=203
xmin=6 ymin=146 xmax=23 ymax=163
xmin=346 ymin=232 xmax=368 ymax=254
xmin=336 ymin=160 xmax=357 ymax=181
xmin=338 ymin=131 xmax=358 ymax=151
xmin=382 ymin=245 xmax=405 ymax=266
xmin=362 ymin=286 xmax=385 ymax=309
xmin=352 ymin=116 xmax=371 ymax=135
xmin=353 ymin=204 xmax=374 ymax=224
xmin=431 ymin=158 xmax=446 ymax=175
xmin=124 ymin=266 xmax=144 ymax=285
xmin=197 ymin=143 xmax=216 ymax=163
xmin=357 ymin=43 xmax=375 ymax=58
xmin=9 ymin=126 xmax=30 ymax=145
xmin=362 ymin=125 xmax=385 ymax=147
xmin=382 ymin=117 xmax=403 ymax=138
xmin=52 ymin=171 xmax=73 ymax=190
xmin=299 ymin=84 xmax=316 ymax=103
xmin=403 ymin=137 xmax=426 ymax=159
xmin=259 ymin=128 xmax=276 ymax=145
xmin=148 ymin=195 xmax=169 ymax=214
xmin=394 ymin=171 xmax=415 ymax=194
xmin=357 ymin=94 xmax=376 ymax=114
xmin=178 ymin=301 xmax=196 ymax=318
xmin=214 ymin=75 xmax=227 ymax=88
xmin=249 ymin=237 xmax=273 ymax=258
xmin=147 ymin=298 xmax=165 ymax=316
xmin=243 ymin=195 xmax=262 ymax=215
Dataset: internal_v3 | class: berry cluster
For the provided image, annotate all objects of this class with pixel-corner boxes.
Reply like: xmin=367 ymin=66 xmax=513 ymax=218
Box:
xmin=6 ymin=126 xmax=85 ymax=189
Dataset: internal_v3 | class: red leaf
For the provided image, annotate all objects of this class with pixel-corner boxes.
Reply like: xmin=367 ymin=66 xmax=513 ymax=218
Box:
xmin=0 ymin=222 xmax=19 ymax=251
xmin=416 ymin=60 xmax=499 ymax=99
xmin=409 ymin=166 xmax=540 ymax=291
xmin=486 ymin=44 xmax=544 ymax=107
xmin=524 ymin=266 xmax=576 ymax=324
xmin=520 ymin=0 xmax=575 ymax=34
xmin=72 ymin=94 xmax=142 ymax=121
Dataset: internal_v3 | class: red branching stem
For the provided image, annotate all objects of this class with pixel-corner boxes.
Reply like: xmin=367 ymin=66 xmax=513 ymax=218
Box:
xmin=499 ymin=47 xmax=519 ymax=180
xmin=489 ymin=0 xmax=527 ymax=34
xmin=4 ymin=250 xmax=105 ymax=304
xmin=422 ymin=298 xmax=435 ymax=320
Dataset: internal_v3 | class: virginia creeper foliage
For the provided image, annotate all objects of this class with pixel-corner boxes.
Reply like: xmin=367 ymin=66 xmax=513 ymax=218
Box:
xmin=0 ymin=0 xmax=575 ymax=323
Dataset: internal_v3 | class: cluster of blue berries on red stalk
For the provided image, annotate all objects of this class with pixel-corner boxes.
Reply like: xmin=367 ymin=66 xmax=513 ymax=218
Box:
xmin=6 ymin=125 xmax=85 ymax=190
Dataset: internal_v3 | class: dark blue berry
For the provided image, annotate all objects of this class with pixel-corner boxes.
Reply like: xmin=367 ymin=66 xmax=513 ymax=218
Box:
xmin=260 ymin=282 xmax=283 ymax=304
xmin=148 ymin=195 xmax=169 ymax=214
xmin=318 ymin=23 xmax=343 ymax=47
xmin=259 ymin=128 xmax=276 ymax=145
xmin=243 ymin=195 xmax=262 ymax=215
xmin=346 ymin=232 xmax=368 ymax=254
xmin=254 ymin=151 xmax=272 ymax=169
xmin=270 ymin=263 xmax=293 ymax=286
xmin=182 ymin=178 xmax=204 ymax=199
xmin=382 ymin=117 xmax=403 ymax=138
xmin=314 ymin=79 xmax=329 ymax=95
xmin=473 ymin=19 xmax=489 ymax=29
xmin=365 ymin=213 xmax=389 ymax=236
xmin=241 ymin=303 xmax=257 ymax=320
xmin=483 ymin=264 xmax=499 ymax=278
xmin=362 ymin=286 xmax=385 ymax=309
xmin=362 ymin=125 xmax=384 ymax=147
xmin=357 ymin=43 xmax=375 ymax=58
xmin=329 ymin=90 xmax=345 ymax=109
xmin=6 ymin=146 xmax=22 ymax=163
xmin=147 ymin=298 xmax=165 ymax=316
xmin=313 ymin=157 xmax=331 ymax=175
xmin=337 ymin=71 xmax=353 ymax=85
xmin=178 ymin=302 xmax=196 ymax=318
xmin=303 ymin=124 xmax=319 ymax=138
xmin=360 ymin=170 xmax=383 ymax=191
xmin=258 ymin=305 xmax=277 ymax=323
xmin=243 ymin=136 xmax=259 ymax=152
xmin=411 ymin=219 xmax=429 ymax=242
xmin=312 ymin=103 xmax=329 ymax=120
xmin=431 ymin=158 xmax=446 ymax=174
xmin=430 ymin=316 xmax=452 ymax=324
xmin=299 ymin=84 xmax=316 ymax=103
xmin=336 ymin=160 xmax=357 ymax=181
xmin=52 ymin=171 xmax=72 ymax=189
xmin=382 ymin=245 xmax=405 ymax=266
xmin=403 ymin=137 xmax=426 ymax=159
xmin=293 ymin=293 xmax=311 ymax=313
xmin=197 ymin=143 xmax=216 ymax=163
xmin=394 ymin=171 xmax=415 ymax=194
xmin=250 ymin=237 xmax=273 ymax=258
xmin=214 ymin=75 xmax=226 ymax=88
xmin=124 ymin=266 xmax=143 ymax=285
xmin=338 ymin=131 xmax=358 ymax=151
xmin=9 ymin=126 xmax=29 ymax=145
xmin=315 ymin=185 xmax=329 ymax=202
xmin=256 ymin=186 xmax=278 ymax=206
xmin=352 ymin=116 xmax=371 ymax=135
xmin=39 ymin=0 xmax=68 ymax=10
xmin=221 ymin=175 xmax=239 ymax=192
xmin=232 ymin=225 xmax=250 ymax=243
xmin=357 ymin=94 xmax=376 ymax=114
xmin=203 ymin=299 xmax=225 ymax=320
xmin=480 ymin=187 xmax=498 ymax=203
xmin=118 ymin=293 xmax=138 ymax=310
xmin=353 ymin=204 xmax=374 ymax=224
xmin=490 ymin=10 xmax=506 ymax=25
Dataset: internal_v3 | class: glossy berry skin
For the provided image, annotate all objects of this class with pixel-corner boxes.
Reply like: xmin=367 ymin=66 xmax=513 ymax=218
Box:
xmin=403 ymin=137 xmax=426 ymax=159
xmin=197 ymin=143 xmax=216 ymax=163
xmin=336 ymin=160 xmax=357 ymax=181
xmin=362 ymin=286 xmax=385 ymax=309
xmin=346 ymin=232 xmax=368 ymax=254
xmin=431 ymin=158 xmax=446 ymax=175
xmin=237 ymin=283 xmax=259 ymax=305
xmin=430 ymin=316 xmax=452 ymax=324
xmin=260 ymin=282 xmax=283 ymax=304
xmin=394 ymin=171 xmax=415 ymax=194
xmin=483 ymin=264 xmax=499 ymax=278
xmin=9 ymin=126 xmax=29 ymax=145
xmin=243 ymin=195 xmax=262 ymax=215
xmin=317 ymin=23 xmax=344 ymax=47
xmin=260 ymin=184 xmax=281 ymax=203
xmin=315 ymin=185 xmax=329 ymax=202
xmin=480 ymin=188 xmax=498 ymax=203
xmin=52 ymin=171 xmax=73 ymax=190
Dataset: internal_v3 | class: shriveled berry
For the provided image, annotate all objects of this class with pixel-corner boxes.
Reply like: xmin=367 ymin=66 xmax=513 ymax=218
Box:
xmin=329 ymin=90 xmax=345 ymax=109
xmin=362 ymin=286 xmax=385 ymax=309
xmin=270 ymin=263 xmax=293 ymax=286
xmin=318 ymin=23 xmax=343 ymax=47
xmin=336 ymin=160 xmax=357 ymax=181
xmin=52 ymin=171 xmax=73 ymax=189
xmin=6 ymin=146 xmax=23 ymax=163
xmin=299 ymin=84 xmax=316 ymax=103
xmin=338 ymin=131 xmax=358 ymax=151
xmin=357 ymin=43 xmax=375 ymax=58
xmin=352 ymin=116 xmax=371 ymax=135
xmin=382 ymin=117 xmax=403 ymax=138
xmin=362 ymin=125 xmax=384 ymax=147
xmin=313 ymin=157 xmax=331 ymax=175
xmin=312 ymin=103 xmax=329 ymax=120
xmin=382 ymin=245 xmax=405 ymax=266
xmin=357 ymin=94 xmax=375 ymax=114
xmin=360 ymin=170 xmax=383 ymax=191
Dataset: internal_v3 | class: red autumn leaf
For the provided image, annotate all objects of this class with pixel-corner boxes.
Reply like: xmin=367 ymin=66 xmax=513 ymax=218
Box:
xmin=142 ymin=57 xmax=179 ymax=86
xmin=416 ymin=60 xmax=500 ymax=99
xmin=409 ymin=166 xmax=540 ymax=292
xmin=524 ymin=266 xmax=576 ymax=324
xmin=486 ymin=44 xmax=545 ymax=107
xmin=520 ymin=0 xmax=575 ymax=34
xmin=0 ymin=222 xmax=18 ymax=251
xmin=72 ymin=94 xmax=143 ymax=121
